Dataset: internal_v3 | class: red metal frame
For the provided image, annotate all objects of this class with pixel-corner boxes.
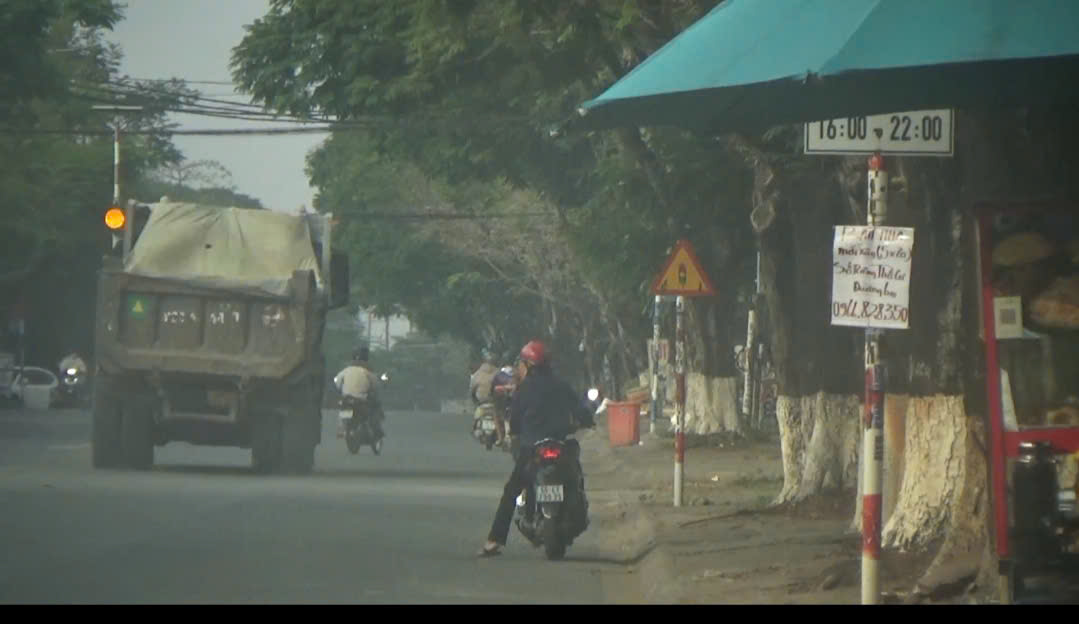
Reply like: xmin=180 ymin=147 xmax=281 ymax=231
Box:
xmin=978 ymin=198 xmax=1079 ymax=561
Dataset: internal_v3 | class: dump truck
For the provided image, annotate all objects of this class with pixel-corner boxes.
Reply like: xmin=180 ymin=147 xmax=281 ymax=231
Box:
xmin=92 ymin=199 xmax=349 ymax=474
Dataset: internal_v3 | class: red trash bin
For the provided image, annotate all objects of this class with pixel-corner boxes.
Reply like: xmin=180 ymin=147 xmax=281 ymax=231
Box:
xmin=607 ymin=401 xmax=641 ymax=447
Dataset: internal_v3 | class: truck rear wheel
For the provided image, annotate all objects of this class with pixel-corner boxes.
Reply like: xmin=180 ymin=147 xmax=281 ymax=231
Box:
xmin=280 ymin=411 xmax=315 ymax=475
xmin=280 ymin=384 xmax=316 ymax=475
xmin=121 ymin=401 xmax=155 ymax=470
xmin=251 ymin=411 xmax=282 ymax=474
xmin=91 ymin=377 xmax=123 ymax=469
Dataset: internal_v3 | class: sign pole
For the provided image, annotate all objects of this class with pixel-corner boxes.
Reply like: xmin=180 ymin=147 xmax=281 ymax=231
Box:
xmin=674 ymin=295 xmax=686 ymax=507
xmin=808 ymin=109 xmax=942 ymax=605
xmin=648 ymin=239 xmax=715 ymax=509
xmin=651 ymin=295 xmax=661 ymax=435
xmin=743 ymin=294 xmax=757 ymax=425
xmin=861 ymin=153 xmax=889 ymax=605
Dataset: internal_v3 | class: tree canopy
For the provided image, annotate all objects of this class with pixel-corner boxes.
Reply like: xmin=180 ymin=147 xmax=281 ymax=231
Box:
xmin=231 ymin=0 xmax=754 ymax=388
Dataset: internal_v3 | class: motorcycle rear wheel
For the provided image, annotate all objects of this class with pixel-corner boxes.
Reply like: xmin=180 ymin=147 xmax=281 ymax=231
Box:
xmin=345 ymin=431 xmax=361 ymax=454
xmin=543 ymin=517 xmax=566 ymax=560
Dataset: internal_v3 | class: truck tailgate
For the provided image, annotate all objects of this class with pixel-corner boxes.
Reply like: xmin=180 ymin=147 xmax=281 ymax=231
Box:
xmin=95 ymin=270 xmax=315 ymax=379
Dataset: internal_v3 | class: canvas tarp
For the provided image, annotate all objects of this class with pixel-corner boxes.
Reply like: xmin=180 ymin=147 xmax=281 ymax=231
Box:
xmin=123 ymin=202 xmax=321 ymax=298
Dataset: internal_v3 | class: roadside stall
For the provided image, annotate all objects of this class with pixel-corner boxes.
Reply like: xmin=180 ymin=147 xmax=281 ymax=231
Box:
xmin=978 ymin=198 xmax=1079 ymax=603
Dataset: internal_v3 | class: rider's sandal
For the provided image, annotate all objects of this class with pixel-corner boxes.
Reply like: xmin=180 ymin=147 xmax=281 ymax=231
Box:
xmin=476 ymin=544 xmax=502 ymax=558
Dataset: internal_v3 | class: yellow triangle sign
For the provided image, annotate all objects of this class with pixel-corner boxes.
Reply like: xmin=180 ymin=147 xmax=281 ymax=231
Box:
xmin=133 ymin=300 xmax=144 ymax=314
xmin=650 ymin=239 xmax=716 ymax=297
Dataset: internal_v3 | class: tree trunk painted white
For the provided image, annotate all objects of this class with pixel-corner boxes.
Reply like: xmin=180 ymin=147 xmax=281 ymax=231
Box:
xmin=775 ymin=392 xmax=861 ymax=504
xmin=852 ymin=393 xmax=909 ymax=534
xmin=674 ymin=373 xmax=740 ymax=435
xmin=880 ymin=395 xmax=986 ymax=550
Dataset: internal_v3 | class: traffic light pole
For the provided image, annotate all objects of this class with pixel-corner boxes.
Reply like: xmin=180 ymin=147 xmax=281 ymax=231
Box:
xmin=115 ymin=126 xmax=135 ymax=258
xmin=92 ymin=105 xmax=141 ymax=259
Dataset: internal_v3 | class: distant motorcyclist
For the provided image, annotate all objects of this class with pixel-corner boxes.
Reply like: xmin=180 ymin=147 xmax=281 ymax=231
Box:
xmin=477 ymin=340 xmax=594 ymax=558
xmin=470 ymin=350 xmax=500 ymax=432
xmin=334 ymin=345 xmax=385 ymax=439
xmin=490 ymin=365 xmax=516 ymax=448
xmin=470 ymin=350 xmax=499 ymax=404
xmin=59 ymin=352 xmax=88 ymax=377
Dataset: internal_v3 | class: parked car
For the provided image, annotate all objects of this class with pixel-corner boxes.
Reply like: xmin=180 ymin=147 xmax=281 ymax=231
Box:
xmin=9 ymin=366 xmax=59 ymax=410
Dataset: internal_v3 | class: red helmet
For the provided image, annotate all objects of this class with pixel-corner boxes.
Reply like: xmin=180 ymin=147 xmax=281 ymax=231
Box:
xmin=519 ymin=340 xmax=548 ymax=366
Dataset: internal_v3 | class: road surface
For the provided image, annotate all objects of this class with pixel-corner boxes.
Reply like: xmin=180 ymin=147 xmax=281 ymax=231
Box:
xmin=0 ymin=406 xmax=636 ymax=604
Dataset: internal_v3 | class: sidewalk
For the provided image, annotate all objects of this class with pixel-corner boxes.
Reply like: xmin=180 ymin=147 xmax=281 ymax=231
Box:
xmin=580 ymin=410 xmax=945 ymax=604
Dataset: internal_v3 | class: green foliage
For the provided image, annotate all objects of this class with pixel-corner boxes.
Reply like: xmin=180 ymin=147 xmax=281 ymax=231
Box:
xmin=0 ymin=2 xmax=270 ymax=371
xmin=0 ymin=0 xmax=123 ymax=118
xmin=231 ymin=0 xmax=753 ymax=391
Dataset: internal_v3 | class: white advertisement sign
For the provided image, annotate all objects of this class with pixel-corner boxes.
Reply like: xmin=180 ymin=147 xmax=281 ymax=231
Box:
xmin=831 ymin=226 xmax=914 ymax=330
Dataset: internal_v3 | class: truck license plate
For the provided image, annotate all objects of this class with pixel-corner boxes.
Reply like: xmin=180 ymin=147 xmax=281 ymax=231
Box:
xmin=207 ymin=390 xmax=236 ymax=408
xmin=536 ymin=485 xmax=564 ymax=503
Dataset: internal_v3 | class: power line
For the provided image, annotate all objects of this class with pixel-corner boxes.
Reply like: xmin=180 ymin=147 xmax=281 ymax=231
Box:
xmin=127 ymin=78 xmax=236 ymax=85
xmin=78 ymin=79 xmax=272 ymax=112
xmin=0 ymin=126 xmax=339 ymax=136
xmin=72 ymin=84 xmax=338 ymax=124
xmin=358 ymin=212 xmax=550 ymax=220
xmin=75 ymin=79 xmax=537 ymax=125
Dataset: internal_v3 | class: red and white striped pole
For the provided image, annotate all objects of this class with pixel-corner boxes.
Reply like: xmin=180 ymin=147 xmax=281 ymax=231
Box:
xmin=674 ymin=295 xmax=686 ymax=507
xmin=862 ymin=153 xmax=888 ymax=604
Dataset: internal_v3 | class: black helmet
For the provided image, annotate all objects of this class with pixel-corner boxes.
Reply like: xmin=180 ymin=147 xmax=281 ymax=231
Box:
xmin=353 ymin=345 xmax=370 ymax=362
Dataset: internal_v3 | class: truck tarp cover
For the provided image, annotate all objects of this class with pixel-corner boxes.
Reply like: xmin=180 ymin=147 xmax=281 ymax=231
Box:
xmin=123 ymin=202 xmax=321 ymax=298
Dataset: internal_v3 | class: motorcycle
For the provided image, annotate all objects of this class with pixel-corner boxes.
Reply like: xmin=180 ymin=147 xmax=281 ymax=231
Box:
xmin=584 ymin=387 xmax=603 ymax=415
xmin=473 ymin=379 xmax=515 ymax=452
xmin=472 ymin=402 xmax=499 ymax=451
xmin=339 ymin=393 xmax=385 ymax=455
xmin=57 ymin=366 xmax=89 ymax=407
xmin=513 ymin=436 xmax=590 ymax=560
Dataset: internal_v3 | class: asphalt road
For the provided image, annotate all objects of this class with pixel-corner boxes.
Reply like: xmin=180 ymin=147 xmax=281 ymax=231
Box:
xmin=0 ymin=406 xmax=634 ymax=604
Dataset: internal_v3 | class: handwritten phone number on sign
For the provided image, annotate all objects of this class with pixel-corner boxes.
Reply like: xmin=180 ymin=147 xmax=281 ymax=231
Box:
xmin=832 ymin=299 xmax=909 ymax=324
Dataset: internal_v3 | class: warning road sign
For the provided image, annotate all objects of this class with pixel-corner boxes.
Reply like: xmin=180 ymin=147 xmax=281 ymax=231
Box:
xmin=650 ymin=239 xmax=716 ymax=297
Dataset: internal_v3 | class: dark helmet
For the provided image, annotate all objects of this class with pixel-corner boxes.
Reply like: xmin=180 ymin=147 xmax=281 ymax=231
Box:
xmin=519 ymin=340 xmax=548 ymax=366
xmin=353 ymin=345 xmax=370 ymax=362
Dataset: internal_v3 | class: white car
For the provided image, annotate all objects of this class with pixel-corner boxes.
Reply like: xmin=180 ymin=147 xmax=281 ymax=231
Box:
xmin=9 ymin=366 xmax=59 ymax=410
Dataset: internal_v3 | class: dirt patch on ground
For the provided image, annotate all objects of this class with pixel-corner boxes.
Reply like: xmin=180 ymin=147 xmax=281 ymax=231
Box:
xmin=583 ymin=424 xmax=964 ymax=604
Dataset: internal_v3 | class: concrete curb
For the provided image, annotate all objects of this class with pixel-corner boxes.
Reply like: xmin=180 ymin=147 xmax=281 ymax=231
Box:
xmin=583 ymin=425 xmax=685 ymax=604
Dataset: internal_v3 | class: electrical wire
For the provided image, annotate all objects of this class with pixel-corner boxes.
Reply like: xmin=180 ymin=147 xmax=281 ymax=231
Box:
xmin=0 ymin=126 xmax=339 ymax=136
xmin=3 ymin=77 xmax=558 ymax=136
xmin=75 ymin=78 xmax=536 ymax=125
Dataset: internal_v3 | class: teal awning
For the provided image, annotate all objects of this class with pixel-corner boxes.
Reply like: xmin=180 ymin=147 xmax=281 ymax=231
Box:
xmin=578 ymin=0 xmax=1079 ymax=133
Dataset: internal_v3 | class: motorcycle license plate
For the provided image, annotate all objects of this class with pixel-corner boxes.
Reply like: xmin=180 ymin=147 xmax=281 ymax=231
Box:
xmin=481 ymin=420 xmax=496 ymax=432
xmin=536 ymin=485 xmax=564 ymax=503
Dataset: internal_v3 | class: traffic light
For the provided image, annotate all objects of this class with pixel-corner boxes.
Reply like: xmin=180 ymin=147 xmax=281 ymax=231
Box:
xmin=104 ymin=203 xmax=151 ymax=256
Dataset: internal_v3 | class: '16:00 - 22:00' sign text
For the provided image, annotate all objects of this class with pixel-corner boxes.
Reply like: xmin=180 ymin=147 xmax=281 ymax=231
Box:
xmin=805 ymin=109 xmax=953 ymax=156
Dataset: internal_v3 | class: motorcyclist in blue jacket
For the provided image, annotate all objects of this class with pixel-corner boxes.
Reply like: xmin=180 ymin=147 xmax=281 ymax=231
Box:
xmin=477 ymin=340 xmax=593 ymax=557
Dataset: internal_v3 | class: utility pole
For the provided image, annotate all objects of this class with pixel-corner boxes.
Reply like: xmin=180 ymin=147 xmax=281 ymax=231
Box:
xmin=92 ymin=105 xmax=143 ymax=258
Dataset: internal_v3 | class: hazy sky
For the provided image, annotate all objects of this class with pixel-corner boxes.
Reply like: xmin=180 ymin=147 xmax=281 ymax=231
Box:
xmin=108 ymin=0 xmax=328 ymax=214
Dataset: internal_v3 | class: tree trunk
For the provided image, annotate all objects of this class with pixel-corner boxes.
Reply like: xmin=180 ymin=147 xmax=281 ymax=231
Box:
xmin=756 ymin=162 xmax=862 ymax=502
xmin=678 ymin=294 xmax=743 ymax=435
xmin=681 ymin=373 xmax=739 ymax=435
xmin=882 ymin=395 xmax=986 ymax=551
xmin=775 ymin=392 xmax=862 ymax=504
xmin=850 ymin=113 xmax=1013 ymax=592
